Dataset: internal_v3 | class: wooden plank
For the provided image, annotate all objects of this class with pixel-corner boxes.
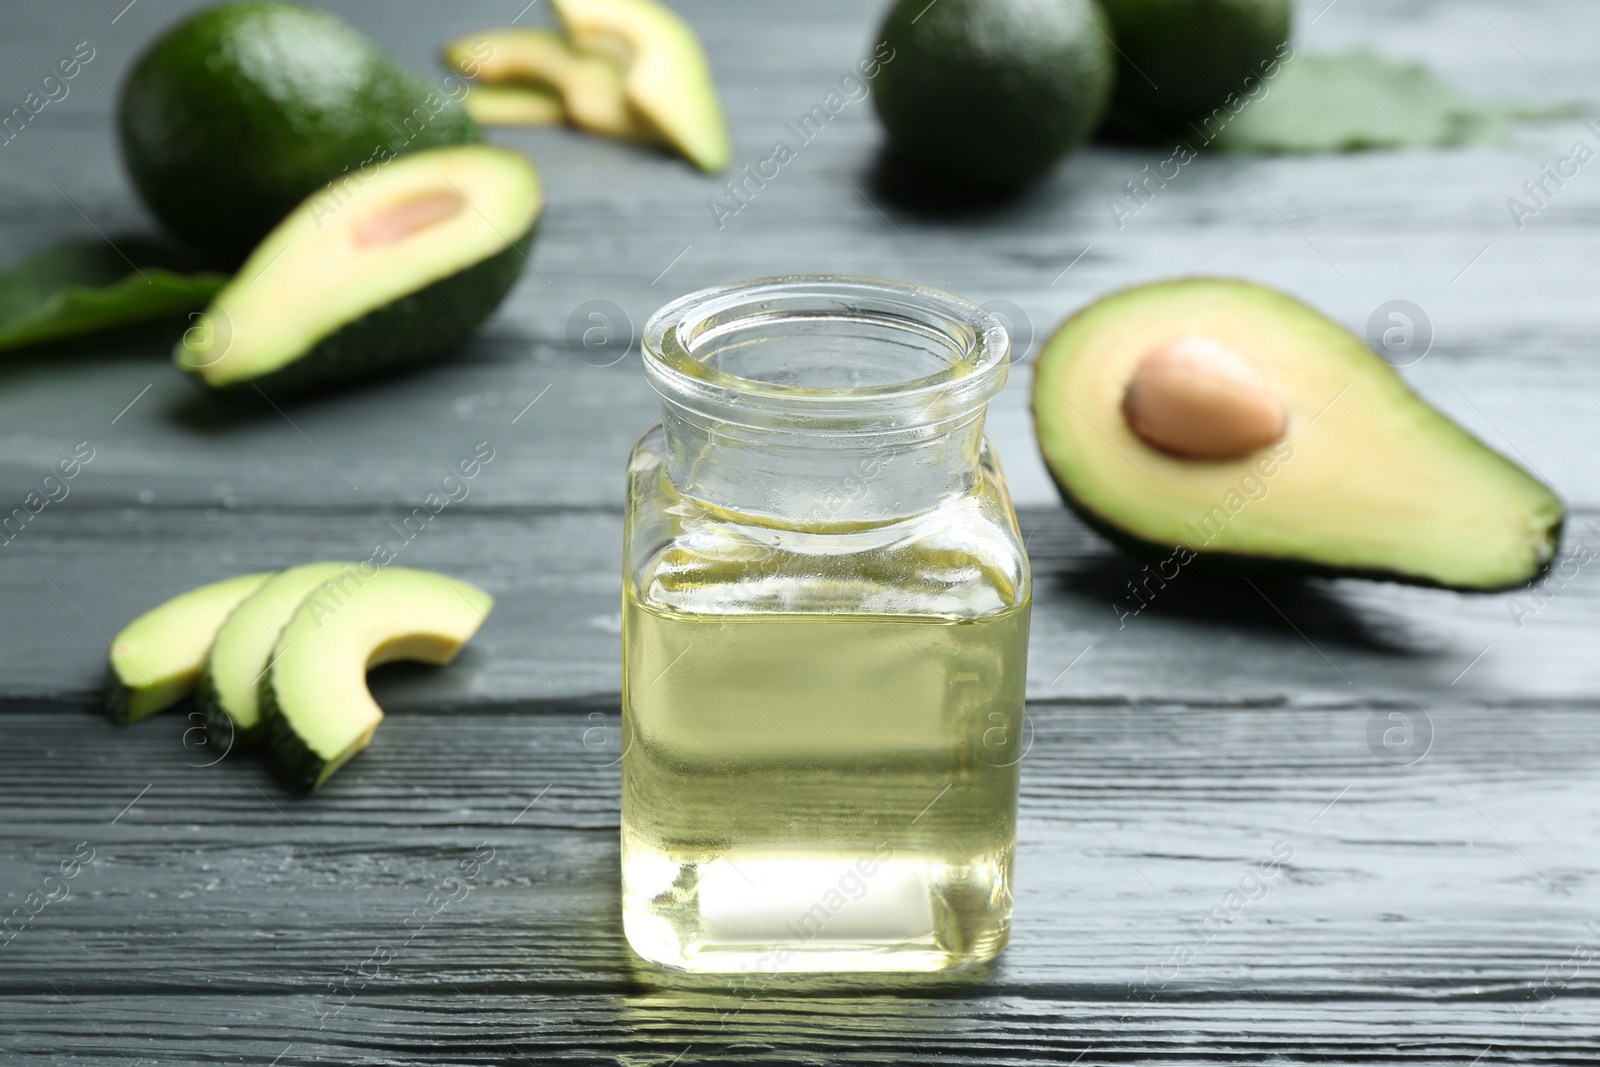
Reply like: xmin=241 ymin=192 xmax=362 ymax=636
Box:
xmin=8 ymin=503 xmax=1600 ymax=707
xmin=3 ymin=994 xmax=1595 ymax=1065
xmin=2 ymin=994 xmax=1595 ymax=1065
xmin=1 ymin=702 xmax=1595 ymax=1000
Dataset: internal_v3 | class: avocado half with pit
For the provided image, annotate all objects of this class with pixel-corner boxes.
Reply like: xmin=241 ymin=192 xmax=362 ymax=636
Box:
xmin=1032 ymin=278 xmax=1564 ymax=590
xmin=108 ymin=572 xmax=274 ymax=723
xmin=196 ymin=561 xmax=357 ymax=746
xmin=176 ymin=143 xmax=542 ymax=394
xmin=263 ymin=567 xmax=493 ymax=790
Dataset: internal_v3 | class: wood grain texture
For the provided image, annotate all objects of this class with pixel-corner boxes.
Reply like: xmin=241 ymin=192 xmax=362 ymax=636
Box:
xmin=5 ymin=503 xmax=1600 ymax=706
xmin=2 ymin=0 xmax=1598 ymax=1063
xmin=6 ymin=995 xmax=1595 ymax=1066
xmin=2 ymin=702 xmax=1597 ymax=1061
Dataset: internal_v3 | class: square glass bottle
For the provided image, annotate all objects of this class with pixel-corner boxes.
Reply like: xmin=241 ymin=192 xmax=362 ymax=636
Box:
xmin=622 ymin=276 xmax=1031 ymax=973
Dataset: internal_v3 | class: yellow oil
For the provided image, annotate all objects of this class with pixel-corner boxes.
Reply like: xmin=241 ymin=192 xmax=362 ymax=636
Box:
xmin=620 ymin=593 xmax=1030 ymax=974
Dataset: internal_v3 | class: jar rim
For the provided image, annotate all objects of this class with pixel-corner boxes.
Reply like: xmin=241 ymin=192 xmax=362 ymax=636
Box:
xmin=642 ymin=275 xmax=1010 ymax=432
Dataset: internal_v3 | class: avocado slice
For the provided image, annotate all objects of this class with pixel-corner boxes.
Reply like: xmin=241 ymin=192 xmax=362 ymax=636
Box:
xmin=551 ymin=0 xmax=732 ymax=171
xmin=176 ymin=144 xmax=542 ymax=394
xmin=119 ymin=2 xmax=482 ymax=260
xmin=262 ymin=568 xmax=493 ymax=790
xmin=463 ymin=85 xmax=566 ymax=127
xmin=1098 ymin=0 xmax=1291 ymax=136
xmin=196 ymin=562 xmax=356 ymax=746
xmin=108 ymin=573 xmax=275 ymax=724
xmin=1032 ymin=279 xmax=1564 ymax=590
xmin=444 ymin=29 xmax=652 ymax=140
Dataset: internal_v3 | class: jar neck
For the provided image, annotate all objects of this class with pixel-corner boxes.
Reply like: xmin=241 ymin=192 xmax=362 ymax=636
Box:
xmin=660 ymin=402 xmax=987 ymax=525
xmin=641 ymin=276 xmax=1010 ymax=526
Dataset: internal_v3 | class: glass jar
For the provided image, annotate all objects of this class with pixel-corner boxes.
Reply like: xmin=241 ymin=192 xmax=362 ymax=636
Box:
xmin=621 ymin=276 xmax=1031 ymax=974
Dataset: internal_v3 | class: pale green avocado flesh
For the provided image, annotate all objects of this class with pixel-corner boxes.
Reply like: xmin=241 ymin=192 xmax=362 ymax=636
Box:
xmin=1032 ymin=278 xmax=1564 ymax=591
xmin=108 ymin=572 xmax=275 ymax=723
xmin=552 ymin=0 xmax=731 ymax=171
xmin=196 ymin=562 xmax=358 ymax=745
xmin=262 ymin=568 xmax=493 ymax=790
xmin=175 ymin=143 xmax=543 ymax=394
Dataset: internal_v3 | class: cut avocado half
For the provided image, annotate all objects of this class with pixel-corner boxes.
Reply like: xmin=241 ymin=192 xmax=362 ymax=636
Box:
xmin=108 ymin=573 xmax=275 ymax=724
xmin=445 ymin=29 xmax=651 ymax=140
xmin=262 ymin=568 xmax=493 ymax=790
xmin=552 ymin=0 xmax=732 ymax=171
xmin=463 ymin=84 xmax=566 ymax=127
xmin=176 ymin=143 xmax=542 ymax=394
xmin=196 ymin=561 xmax=356 ymax=746
xmin=1032 ymin=278 xmax=1564 ymax=590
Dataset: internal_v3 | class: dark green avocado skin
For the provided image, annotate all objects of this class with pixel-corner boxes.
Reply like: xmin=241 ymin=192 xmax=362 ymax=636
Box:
xmin=1099 ymin=0 xmax=1290 ymax=135
xmin=260 ymin=675 xmax=325 ymax=793
xmin=104 ymin=669 xmax=134 ymax=725
xmin=119 ymin=2 xmax=481 ymax=261
xmin=193 ymin=670 xmax=258 ymax=752
xmin=871 ymin=0 xmax=1115 ymax=189
xmin=208 ymin=226 xmax=535 ymax=396
xmin=1044 ymin=466 xmax=1562 ymax=594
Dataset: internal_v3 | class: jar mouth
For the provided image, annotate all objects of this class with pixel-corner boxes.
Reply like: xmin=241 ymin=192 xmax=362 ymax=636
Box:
xmin=642 ymin=275 xmax=1010 ymax=432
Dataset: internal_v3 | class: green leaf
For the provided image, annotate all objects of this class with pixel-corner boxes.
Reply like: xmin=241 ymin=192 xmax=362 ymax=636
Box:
xmin=1209 ymin=51 xmax=1582 ymax=154
xmin=0 ymin=239 xmax=228 ymax=353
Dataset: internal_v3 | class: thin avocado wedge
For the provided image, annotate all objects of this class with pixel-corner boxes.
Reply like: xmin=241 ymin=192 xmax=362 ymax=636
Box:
xmin=119 ymin=2 xmax=481 ymax=260
xmin=263 ymin=568 xmax=493 ymax=790
xmin=552 ymin=0 xmax=731 ymax=171
xmin=176 ymin=144 xmax=542 ymax=394
xmin=196 ymin=562 xmax=357 ymax=747
xmin=463 ymin=85 xmax=566 ymax=127
xmin=445 ymin=29 xmax=650 ymax=139
xmin=1032 ymin=278 xmax=1564 ymax=591
xmin=108 ymin=573 xmax=274 ymax=724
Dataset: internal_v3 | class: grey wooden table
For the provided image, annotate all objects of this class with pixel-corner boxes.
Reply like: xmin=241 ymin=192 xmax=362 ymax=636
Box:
xmin=2 ymin=1 xmax=1598 ymax=1063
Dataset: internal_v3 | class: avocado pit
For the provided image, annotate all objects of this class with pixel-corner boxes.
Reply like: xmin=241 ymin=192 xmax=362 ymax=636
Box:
xmin=1122 ymin=336 xmax=1287 ymax=460
xmin=353 ymin=190 xmax=466 ymax=249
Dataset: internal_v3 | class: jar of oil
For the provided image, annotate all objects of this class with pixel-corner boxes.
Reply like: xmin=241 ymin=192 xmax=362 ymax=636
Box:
xmin=623 ymin=276 xmax=1030 ymax=974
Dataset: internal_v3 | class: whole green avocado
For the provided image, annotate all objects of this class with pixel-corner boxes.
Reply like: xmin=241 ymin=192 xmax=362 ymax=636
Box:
xmin=871 ymin=0 xmax=1115 ymax=190
xmin=118 ymin=2 xmax=481 ymax=260
xmin=1100 ymin=0 xmax=1291 ymax=133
